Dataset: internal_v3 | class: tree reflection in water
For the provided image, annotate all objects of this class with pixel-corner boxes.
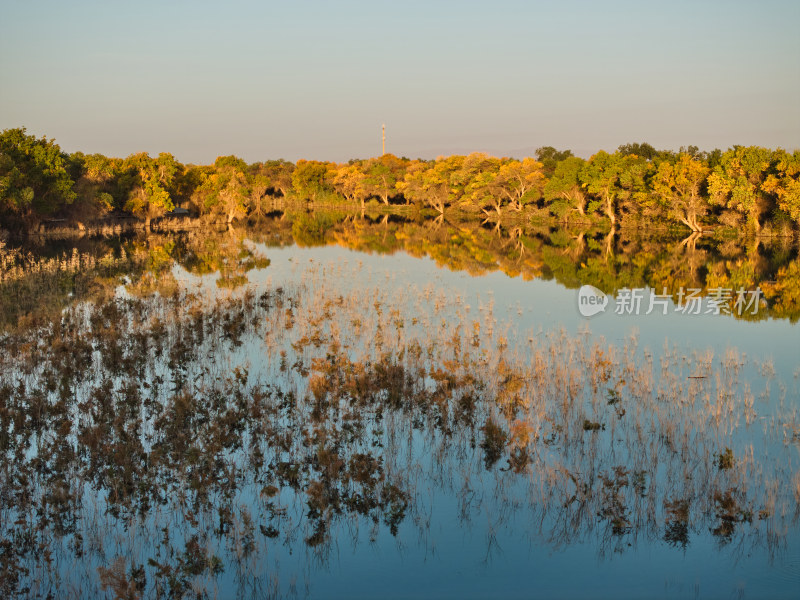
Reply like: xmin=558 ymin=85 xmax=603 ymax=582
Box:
xmin=0 ymin=240 xmax=797 ymax=597
xmin=0 ymin=215 xmax=800 ymax=597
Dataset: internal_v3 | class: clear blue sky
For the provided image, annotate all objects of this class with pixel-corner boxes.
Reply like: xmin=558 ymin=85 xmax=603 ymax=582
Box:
xmin=1 ymin=0 xmax=798 ymax=163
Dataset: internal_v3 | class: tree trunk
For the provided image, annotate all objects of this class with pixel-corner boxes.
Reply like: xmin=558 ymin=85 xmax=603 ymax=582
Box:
xmin=679 ymin=216 xmax=701 ymax=233
xmin=569 ymin=231 xmax=587 ymax=261
xmin=604 ymin=227 xmax=616 ymax=257
xmin=604 ymin=194 xmax=616 ymax=226
xmin=680 ymin=232 xmax=701 ymax=254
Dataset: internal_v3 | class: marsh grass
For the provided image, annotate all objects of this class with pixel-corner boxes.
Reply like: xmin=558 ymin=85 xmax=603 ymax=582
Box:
xmin=0 ymin=246 xmax=797 ymax=598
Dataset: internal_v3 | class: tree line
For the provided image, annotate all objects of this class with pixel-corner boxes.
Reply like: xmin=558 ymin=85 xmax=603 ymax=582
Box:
xmin=1 ymin=127 xmax=798 ymax=234
xmin=4 ymin=213 xmax=799 ymax=324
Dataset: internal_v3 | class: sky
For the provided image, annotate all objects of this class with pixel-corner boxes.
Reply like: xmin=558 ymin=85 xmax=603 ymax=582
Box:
xmin=1 ymin=0 xmax=798 ymax=164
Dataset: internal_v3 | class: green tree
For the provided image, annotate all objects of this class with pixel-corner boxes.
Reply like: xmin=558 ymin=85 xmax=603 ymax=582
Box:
xmin=291 ymin=160 xmax=336 ymax=201
xmin=535 ymin=146 xmax=573 ymax=175
xmin=703 ymin=148 xmax=724 ymax=170
xmin=544 ymin=156 xmax=588 ymax=218
xmin=70 ymin=152 xmax=124 ymax=218
xmin=265 ymin=160 xmax=295 ymax=197
xmin=582 ymin=151 xmax=651 ymax=226
xmin=361 ymin=154 xmax=407 ymax=205
xmin=460 ymin=153 xmax=502 ymax=214
xmin=173 ymin=164 xmax=204 ymax=212
xmin=617 ymin=142 xmax=660 ymax=161
xmin=248 ymin=168 xmax=272 ymax=219
xmin=249 ymin=159 xmax=295 ymax=197
xmin=193 ymin=156 xmax=250 ymax=223
xmin=581 ymin=151 xmax=624 ymax=226
xmin=123 ymin=152 xmax=178 ymax=230
xmin=616 ymin=153 xmax=652 ymax=222
xmin=649 ymin=153 xmax=710 ymax=232
xmin=0 ymin=127 xmax=76 ymax=223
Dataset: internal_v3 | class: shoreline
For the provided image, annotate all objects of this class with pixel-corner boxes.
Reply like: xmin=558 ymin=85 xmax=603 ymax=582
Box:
xmin=12 ymin=206 xmax=796 ymax=241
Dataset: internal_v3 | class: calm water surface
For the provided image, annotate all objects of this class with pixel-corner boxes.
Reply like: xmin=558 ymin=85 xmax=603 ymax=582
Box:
xmin=1 ymin=223 xmax=798 ymax=599
xmin=246 ymin=243 xmax=800 ymax=599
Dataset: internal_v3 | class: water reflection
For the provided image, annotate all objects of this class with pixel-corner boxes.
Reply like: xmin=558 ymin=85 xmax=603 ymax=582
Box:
xmin=0 ymin=215 xmax=798 ymax=598
xmin=4 ymin=212 xmax=797 ymax=330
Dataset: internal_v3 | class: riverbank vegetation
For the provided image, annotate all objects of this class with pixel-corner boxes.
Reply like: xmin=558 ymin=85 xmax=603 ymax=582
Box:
xmin=2 ymin=128 xmax=798 ymax=237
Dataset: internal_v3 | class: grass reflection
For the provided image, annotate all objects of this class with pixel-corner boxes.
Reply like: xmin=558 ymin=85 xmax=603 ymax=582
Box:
xmin=0 ymin=254 xmax=797 ymax=597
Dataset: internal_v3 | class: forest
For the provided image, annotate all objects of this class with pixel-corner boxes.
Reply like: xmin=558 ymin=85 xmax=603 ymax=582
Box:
xmin=1 ymin=127 xmax=799 ymax=236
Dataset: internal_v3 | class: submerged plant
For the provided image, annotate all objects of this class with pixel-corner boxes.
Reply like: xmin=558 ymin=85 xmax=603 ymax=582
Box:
xmin=0 ymin=242 xmax=797 ymax=598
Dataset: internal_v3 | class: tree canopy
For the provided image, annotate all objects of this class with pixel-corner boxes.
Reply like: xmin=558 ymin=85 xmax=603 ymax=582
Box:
xmin=0 ymin=127 xmax=76 ymax=222
xmin=0 ymin=127 xmax=797 ymax=237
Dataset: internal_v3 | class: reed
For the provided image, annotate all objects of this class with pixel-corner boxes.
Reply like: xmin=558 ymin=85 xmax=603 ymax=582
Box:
xmin=0 ymin=243 xmax=797 ymax=598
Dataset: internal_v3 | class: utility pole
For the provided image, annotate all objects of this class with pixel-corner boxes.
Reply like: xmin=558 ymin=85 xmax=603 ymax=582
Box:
xmin=382 ymin=124 xmax=385 ymax=156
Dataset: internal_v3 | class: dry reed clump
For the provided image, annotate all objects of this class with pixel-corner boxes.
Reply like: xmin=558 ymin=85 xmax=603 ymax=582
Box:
xmin=0 ymin=242 xmax=143 ymax=332
xmin=0 ymin=255 xmax=797 ymax=598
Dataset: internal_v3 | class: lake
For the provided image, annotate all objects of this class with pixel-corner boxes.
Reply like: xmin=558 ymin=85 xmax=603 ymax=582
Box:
xmin=0 ymin=214 xmax=798 ymax=599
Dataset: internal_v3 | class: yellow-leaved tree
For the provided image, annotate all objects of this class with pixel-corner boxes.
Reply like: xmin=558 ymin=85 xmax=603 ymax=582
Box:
xmin=650 ymin=153 xmax=710 ymax=232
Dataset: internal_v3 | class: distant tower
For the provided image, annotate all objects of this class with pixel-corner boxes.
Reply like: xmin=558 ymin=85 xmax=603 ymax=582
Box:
xmin=382 ymin=124 xmax=385 ymax=156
